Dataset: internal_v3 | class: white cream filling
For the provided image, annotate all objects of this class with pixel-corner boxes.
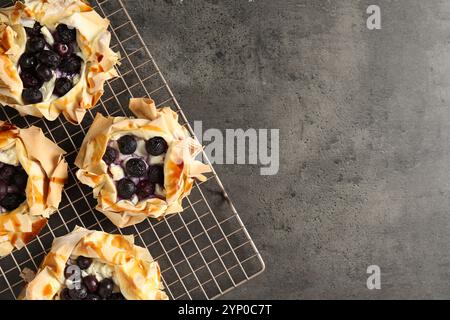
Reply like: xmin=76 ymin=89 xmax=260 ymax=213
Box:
xmin=135 ymin=139 xmax=147 ymax=158
xmin=131 ymin=194 xmax=139 ymax=205
xmin=40 ymin=73 xmax=56 ymax=101
xmin=109 ymin=164 xmax=124 ymax=181
xmin=149 ymin=154 xmax=165 ymax=165
xmin=72 ymin=72 xmax=81 ymax=85
xmin=82 ymin=259 xmax=115 ymax=283
xmin=40 ymin=26 xmax=54 ymax=45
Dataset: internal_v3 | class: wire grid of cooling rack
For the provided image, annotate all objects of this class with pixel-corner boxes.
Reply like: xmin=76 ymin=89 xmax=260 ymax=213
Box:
xmin=0 ymin=0 xmax=264 ymax=300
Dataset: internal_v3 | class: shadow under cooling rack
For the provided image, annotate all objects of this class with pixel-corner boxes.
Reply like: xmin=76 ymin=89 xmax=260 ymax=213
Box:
xmin=0 ymin=0 xmax=265 ymax=300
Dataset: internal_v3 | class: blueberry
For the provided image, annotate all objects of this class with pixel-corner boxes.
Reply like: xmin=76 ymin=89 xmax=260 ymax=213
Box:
xmin=60 ymin=288 xmax=71 ymax=300
xmin=97 ymin=278 xmax=114 ymax=299
xmin=53 ymin=78 xmax=73 ymax=97
xmin=145 ymin=137 xmax=168 ymax=156
xmin=36 ymin=65 xmax=53 ymax=82
xmin=22 ymin=88 xmax=43 ymax=104
xmin=0 ymin=165 xmax=15 ymax=183
xmin=13 ymin=170 xmax=28 ymax=191
xmin=37 ymin=50 xmax=61 ymax=69
xmin=20 ymin=71 xmax=42 ymax=88
xmin=117 ymin=178 xmax=135 ymax=199
xmin=25 ymin=22 xmax=42 ymax=37
xmin=102 ymin=147 xmax=118 ymax=165
xmin=54 ymin=42 xmax=73 ymax=57
xmin=117 ymin=135 xmax=137 ymax=155
xmin=19 ymin=53 xmax=37 ymax=70
xmin=136 ymin=180 xmax=155 ymax=200
xmin=76 ymin=256 xmax=92 ymax=270
xmin=84 ymin=294 xmax=101 ymax=300
xmin=64 ymin=264 xmax=81 ymax=280
xmin=0 ymin=193 xmax=25 ymax=211
xmin=26 ymin=36 xmax=45 ymax=53
xmin=56 ymin=24 xmax=76 ymax=44
xmin=108 ymin=292 xmax=126 ymax=300
xmin=125 ymin=158 xmax=146 ymax=177
xmin=68 ymin=283 xmax=88 ymax=300
xmin=147 ymin=165 xmax=164 ymax=185
xmin=83 ymin=275 xmax=99 ymax=293
xmin=59 ymin=55 xmax=82 ymax=74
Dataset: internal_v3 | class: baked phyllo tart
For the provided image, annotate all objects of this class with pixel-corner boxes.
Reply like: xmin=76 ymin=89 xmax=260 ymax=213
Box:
xmin=0 ymin=0 xmax=119 ymax=123
xmin=22 ymin=226 xmax=168 ymax=300
xmin=0 ymin=121 xmax=67 ymax=257
xmin=75 ymin=98 xmax=211 ymax=228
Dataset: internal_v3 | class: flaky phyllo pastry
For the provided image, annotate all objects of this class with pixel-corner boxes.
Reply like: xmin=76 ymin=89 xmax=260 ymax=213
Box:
xmin=0 ymin=121 xmax=67 ymax=257
xmin=22 ymin=226 xmax=168 ymax=300
xmin=75 ymin=98 xmax=211 ymax=228
xmin=0 ymin=0 xmax=119 ymax=123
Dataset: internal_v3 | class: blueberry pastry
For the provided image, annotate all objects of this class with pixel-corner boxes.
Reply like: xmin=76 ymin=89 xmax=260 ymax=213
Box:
xmin=75 ymin=98 xmax=211 ymax=228
xmin=0 ymin=121 xmax=67 ymax=256
xmin=22 ymin=226 xmax=168 ymax=300
xmin=0 ymin=0 xmax=119 ymax=123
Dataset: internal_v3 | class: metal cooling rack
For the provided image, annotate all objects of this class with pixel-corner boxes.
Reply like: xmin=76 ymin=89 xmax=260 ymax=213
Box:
xmin=0 ymin=0 xmax=264 ymax=300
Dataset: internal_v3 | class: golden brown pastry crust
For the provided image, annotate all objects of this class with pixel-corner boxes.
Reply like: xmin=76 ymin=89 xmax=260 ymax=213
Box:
xmin=0 ymin=0 xmax=119 ymax=123
xmin=75 ymin=98 xmax=211 ymax=228
xmin=23 ymin=226 xmax=168 ymax=300
xmin=0 ymin=121 xmax=68 ymax=257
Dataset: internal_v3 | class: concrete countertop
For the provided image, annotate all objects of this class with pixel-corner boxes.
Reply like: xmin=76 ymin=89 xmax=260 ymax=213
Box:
xmin=126 ymin=0 xmax=450 ymax=299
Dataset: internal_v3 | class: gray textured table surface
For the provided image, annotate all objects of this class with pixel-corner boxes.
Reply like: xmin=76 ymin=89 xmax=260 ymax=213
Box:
xmin=126 ymin=0 xmax=450 ymax=299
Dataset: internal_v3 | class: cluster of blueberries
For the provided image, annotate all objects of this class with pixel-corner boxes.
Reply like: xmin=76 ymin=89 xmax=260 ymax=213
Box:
xmin=19 ymin=22 xmax=83 ymax=104
xmin=61 ymin=256 xmax=125 ymax=300
xmin=103 ymin=135 xmax=168 ymax=200
xmin=0 ymin=162 xmax=28 ymax=211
